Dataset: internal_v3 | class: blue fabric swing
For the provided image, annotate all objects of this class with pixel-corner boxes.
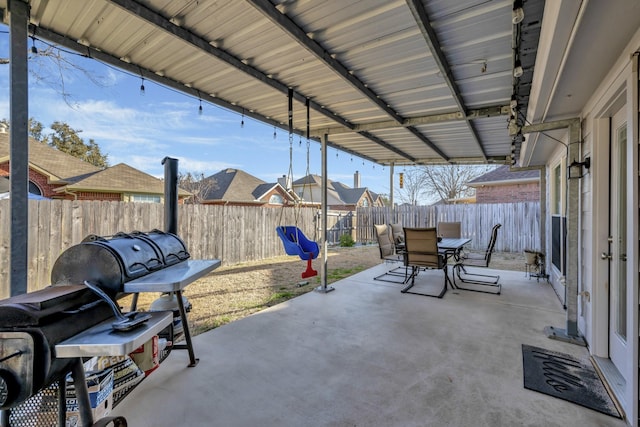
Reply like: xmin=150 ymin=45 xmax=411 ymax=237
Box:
xmin=276 ymin=226 xmax=319 ymax=278
xmin=276 ymin=226 xmax=319 ymax=260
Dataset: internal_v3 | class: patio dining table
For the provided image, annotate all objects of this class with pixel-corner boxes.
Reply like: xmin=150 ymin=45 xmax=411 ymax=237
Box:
xmin=438 ymin=238 xmax=471 ymax=293
xmin=396 ymin=236 xmax=471 ymax=298
xmin=438 ymin=237 xmax=471 ymax=258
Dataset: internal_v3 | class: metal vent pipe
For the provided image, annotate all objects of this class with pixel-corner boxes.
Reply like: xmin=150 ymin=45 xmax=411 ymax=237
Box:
xmin=162 ymin=157 xmax=179 ymax=234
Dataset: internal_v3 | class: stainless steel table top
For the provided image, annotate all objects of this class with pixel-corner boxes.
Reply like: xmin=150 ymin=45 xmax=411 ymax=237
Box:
xmin=55 ymin=311 xmax=172 ymax=358
xmin=123 ymin=259 xmax=221 ymax=293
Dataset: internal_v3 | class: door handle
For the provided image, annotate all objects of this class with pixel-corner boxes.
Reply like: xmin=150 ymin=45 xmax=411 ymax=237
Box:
xmin=601 ymin=252 xmax=612 ymax=260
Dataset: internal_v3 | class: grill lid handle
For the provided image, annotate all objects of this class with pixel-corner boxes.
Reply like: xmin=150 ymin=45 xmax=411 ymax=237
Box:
xmin=82 ymin=281 xmax=151 ymax=332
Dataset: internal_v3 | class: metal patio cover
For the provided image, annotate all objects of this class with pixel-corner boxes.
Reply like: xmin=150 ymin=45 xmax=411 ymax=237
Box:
xmin=2 ymin=0 xmax=544 ymax=167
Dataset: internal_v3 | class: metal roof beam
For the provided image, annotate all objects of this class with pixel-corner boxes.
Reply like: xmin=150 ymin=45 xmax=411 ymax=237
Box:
xmin=247 ymin=0 xmax=405 ymax=125
xmin=30 ymin=24 xmax=388 ymax=165
xmin=312 ymin=105 xmax=510 ymax=136
xmin=107 ymin=1 xmax=352 ymax=125
xmin=246 ymin=0 xmax=449 ymax=162
xmin=107 ymin=0 xmax=416 ymax=162
xmin=405 ymin=0 xmax=488 ymax=161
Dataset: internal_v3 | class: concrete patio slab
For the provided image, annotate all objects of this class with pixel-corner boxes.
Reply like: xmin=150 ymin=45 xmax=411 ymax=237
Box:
xmin=113 ymin=265 xmax=627 ymax=427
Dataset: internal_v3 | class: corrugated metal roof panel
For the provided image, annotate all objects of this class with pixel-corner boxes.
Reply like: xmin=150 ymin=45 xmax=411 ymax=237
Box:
xmin=4 ymin=0 xmax=544 ymax=166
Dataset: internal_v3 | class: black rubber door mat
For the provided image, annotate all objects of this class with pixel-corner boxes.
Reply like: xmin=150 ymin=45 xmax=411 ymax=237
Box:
xmin=521 ymin=344 xmax=620 ymax=418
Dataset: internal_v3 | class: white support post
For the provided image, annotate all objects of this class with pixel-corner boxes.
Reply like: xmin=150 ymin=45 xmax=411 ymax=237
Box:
xmin=544 ymin=119 xmax=585 ymax=345
xmin=389 ymin=162 xmax=394 ymax=209
xmin=315 ymin=133 xmax=334 ymax=293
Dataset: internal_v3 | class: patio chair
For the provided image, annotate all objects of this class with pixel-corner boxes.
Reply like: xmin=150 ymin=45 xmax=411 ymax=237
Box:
xmin=452 ymin=223 xmax=502 ymax=294
xmin=437 ymin=221 xmax=461 ymax=238
xmin=401 ymin=227 xmax=451 ymax=298
xmin=437 ymin=221 xmax=463 ymax=260
xmin=373 ymin=224 xmax=407 ymax=284
xmin=389 ymin=223 xmax=405 ymax=253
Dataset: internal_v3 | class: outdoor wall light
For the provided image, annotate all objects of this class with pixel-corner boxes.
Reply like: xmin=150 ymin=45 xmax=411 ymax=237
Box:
xmin=513 ymin=59 xmax=524 ymax=77
xmin=512 ymin=0 xmax=524 ymax=24
xmin=568 ymin=157 xmax=591 ymax=179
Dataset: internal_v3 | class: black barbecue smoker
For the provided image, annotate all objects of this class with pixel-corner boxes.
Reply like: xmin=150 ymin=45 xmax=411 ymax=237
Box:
xmin=0 ymin=158 xmax=220 ymax=427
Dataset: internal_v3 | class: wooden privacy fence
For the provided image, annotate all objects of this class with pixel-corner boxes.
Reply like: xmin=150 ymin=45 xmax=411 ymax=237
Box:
xmin=0 ymin=200 xmax=317 ymax=297
xmin=1 ymin=200 xmax=536 ymax=297
xmin=323 ymin=211 xmax=354 ymax=244
xmin=357 ymin=202 xmax=541 ymax=253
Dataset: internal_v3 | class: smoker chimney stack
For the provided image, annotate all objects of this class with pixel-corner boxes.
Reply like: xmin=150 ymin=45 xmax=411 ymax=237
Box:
xmin=354 ymin=171 xmax=361 ymax=188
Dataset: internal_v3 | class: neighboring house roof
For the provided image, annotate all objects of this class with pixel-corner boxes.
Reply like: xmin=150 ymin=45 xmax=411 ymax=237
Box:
xmin=203 ymin=168 xmax=293 ymax=204
xmin=0 ymin=133 xmax=189 ymax=197
xmin=293 ymin=174 xmax=321 ymax=187
xmin=333 ymin=183 xmax=367 ymax=205
xmin=59 ymin=163 xmax=190 ymax=196
xmin=0 ymin=132 xmax=101 ymax=183
xmin=253 ymin=183 xmax=278 ymax=200
xmin=293 ymin=174 xmax=378 ymax=207
xmin=467 ymin=165 xmax=539 ymax=187
xmin=204 ymin=168 xmax=267 ymax=202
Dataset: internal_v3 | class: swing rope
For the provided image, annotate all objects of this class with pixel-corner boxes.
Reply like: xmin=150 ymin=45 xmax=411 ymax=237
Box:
xmin=274 ymin=91 xmax=318 ymax=278
xmin=278 ymin=88 xmax=296 ymax=228
xmin=305 ymin=97 xmax=318 ymax=242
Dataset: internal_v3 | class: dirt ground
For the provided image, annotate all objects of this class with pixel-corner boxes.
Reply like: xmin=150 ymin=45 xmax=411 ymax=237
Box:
xmin=129 ymin=245 xmax=526 ymax=336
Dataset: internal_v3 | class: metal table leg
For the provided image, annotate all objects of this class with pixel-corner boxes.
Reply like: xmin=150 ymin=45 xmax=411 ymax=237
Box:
xmin=57 ymin=378 xmax=66 ymax=427
xmin=70 ymin=358 xmax=93 ymax=427
xmin=171 ymin=290 xmax=199 ymax=367
xmin=129 ymin=293 xmax=139 ymax=312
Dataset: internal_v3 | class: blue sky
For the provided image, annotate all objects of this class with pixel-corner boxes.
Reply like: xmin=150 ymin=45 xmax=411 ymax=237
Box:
xmin=0 ymin=27 xmax=393 ymax=196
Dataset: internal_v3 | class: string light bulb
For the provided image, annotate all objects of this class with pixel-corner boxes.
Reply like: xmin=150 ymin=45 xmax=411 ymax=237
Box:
xmin=139 ymin=77 xmax=145 ymax=96
xmin=273 ymin=126 xmax=277 ymax=140
xmin=30 ymin=37 xmax=38 ymax=54
xmin=513 ymin=59 xmax=523 ymax=78
xmin=512 ymin=0 xmax=524 ymax=24
xmin=241 ymin=109 xmax=245 ymax=128
xmin=198 ymin=100 xmax=203 ymax=116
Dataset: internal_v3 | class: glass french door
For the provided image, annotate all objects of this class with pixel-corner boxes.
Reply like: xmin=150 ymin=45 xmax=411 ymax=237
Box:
xmin=608 ymin=107 xmax=627 ymax=372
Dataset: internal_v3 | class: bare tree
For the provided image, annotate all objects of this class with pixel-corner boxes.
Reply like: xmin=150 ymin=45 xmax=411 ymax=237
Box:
xmin=29 ymin=44 xmax=112 ymax=106
xmin=178 ymin=172 xmax=217 ymax=204
xmin=395 ymin=168 xmax=430 ymax=205
xmin=421 ymin=164 xmax=496 ymax=203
